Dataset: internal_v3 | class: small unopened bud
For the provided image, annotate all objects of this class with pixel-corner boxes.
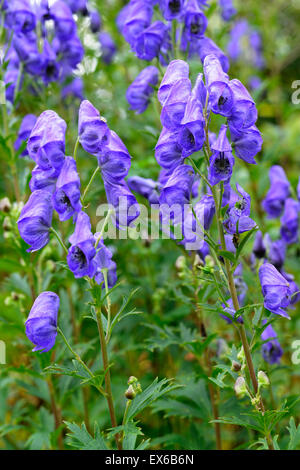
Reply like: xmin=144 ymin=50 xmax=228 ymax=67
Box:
xmin=0 ymin=197 xmax=11 ymax=213
xmin=175 ymin=255 xmax=186 ymax=271
xmin=11 ymin=292 xmax=20 ymax=301
xmin=193 ymin=254 xmax=203 ymax=268
xmin=258 ymin=371 xmax=269 ymax=388
xmin=128 ymin=376 xmax=138 ymax=385
xmin=125 ymin=385 xmax=136 ymax=400
xmin=231 ymin=360 xmax=242 ymax=372
xmin=234 ymin=376 xmax=247 ymax=398
xmin=237 ymin=347 xmax=245 ymax=363
xmin=3 ymin=217 xmax=11 ymax=232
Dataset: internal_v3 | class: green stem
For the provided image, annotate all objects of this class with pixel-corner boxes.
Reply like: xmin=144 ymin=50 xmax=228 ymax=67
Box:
xmin=1 ymin=102 xmax=21 ymax=201
xmin=57 ymin=327 xmax=95 ymax=380
xmin=103 ymin=269 xmax=112 ymax=343
xmin=172 ymin=20 xmax=177 ymax=59
xmin=82 ymin=166 xmax=100 ymax=204
xmin=95 ymin=209 xmax=113 ymax=248
xmin=50 ymin=227 xmax=68 ymax=254
xmin=73 ymin=137 xmax=80 ymax=162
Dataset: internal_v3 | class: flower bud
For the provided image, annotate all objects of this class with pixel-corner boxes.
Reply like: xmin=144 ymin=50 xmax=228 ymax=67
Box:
xmin=175 ymin=255 xmax=186 ymax=271
xmin=231 ymin=360 xmax=242 ymax=372
xmin=234 ymin=376 xmax=247 ymax=398
xmin=237 ymin=347 xmax=245 ymax=363
xmin=0 ymin=197 xmax=11 ymax=213
xmin=258 ymin=370 xmax=270 ymax=388
xmin=125 ymin=384 xmax=136 ymax=400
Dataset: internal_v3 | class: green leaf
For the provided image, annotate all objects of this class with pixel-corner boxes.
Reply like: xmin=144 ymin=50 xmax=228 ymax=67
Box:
xmin=287 ymin=417 xmax=300 ymax=450
xmin=235 ymin=226 xmax=258 ymax=262
xmin=65 ymin=422 xmax=108 ymax=450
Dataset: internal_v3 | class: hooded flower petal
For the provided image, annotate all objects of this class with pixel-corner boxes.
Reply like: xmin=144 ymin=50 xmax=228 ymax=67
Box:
xmin=262 ymin=165 xmax=290 ymax=218
xmin=104 ymin=181 xmax=140 ymax=228
xmin=280 ymin=198 xmax=299 ymax=245
xmin=17 ymin=190 xmax=53 ymax=252
xmin=127 ymin=176 xmax=161 ymax=204
xmin=228 ymin=79 xmax=258 ymax=131
xmin=126 ymin=65 xmax=159 ymax=114
xmin=208 ymin=124 xmax=234 ymax=185
xmin=14 ymin=114 xmax=37 ymax=157
xmin=229 ymin=124 xmax=262 ymax=164
xmin=25 ymin=291 xmax=59 ymax=353
xmin=184 ymin=0 xmax=207 ymax=40
xmin=98 ymin=131 xmax=131 ymax=184
xmin=93 ymin=237 xmax=117 ymax=288
xmin=155 ymin=127 xmax=184 ymax=170
xmin=134 ymin=21 xmax=167 ymax=61
xmin=259 ymin=263 xmax=291 ymax=318
xmin=204 ymin=54 xmax=234 ymax=117
xmin=67 ymin=211 xmax=96 ymax=278
xmin=261 ymin=320 xmax=283 ymax=364
xmin=53 ymin=157 xmax=81 ymax=221
xmin=78 ymin=100 xmax=110 ymax=156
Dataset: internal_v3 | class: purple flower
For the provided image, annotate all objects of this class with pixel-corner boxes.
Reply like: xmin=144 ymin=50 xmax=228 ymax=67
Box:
xmin=28 ymin=110 xmax=67 ymax=172
xmin=228 ymin=79 xmax=258 ymax=132
xmin=229 ymin=124 xmax=262 ymax=164
xmin=184 ymin=0 xmax=207 ymax=40
xmin=252 ymin=230 xmax=266 ymax=259
xmin=198 ymin=36 xmax=229 ymax=73
xmin=17 ymin=190 xmax=53 ymax=252
xmin=224 ymin=183 xmax=256 ymax=234
xmin=13 ymin=32 xmax=44 ymax=76
xmin=78 ymin=100 xmax=109 ymax=156
xmin=160 ymin=0 xmax=184 ymax=20
xmin=203 ymin=54 xmax=234 ymax=117
xmin=53 ymin=157 xmax=81 ymax=221
xmin=29 ymin=166 xmax=58 ymax=193
xmin=6 ymin=0 xmax=36 ymax=33
xmin=219 ymin=0 xmax=236 ymax=21
xmin=104 ymin=181 xmax=140 ymax=228
xmin=282 ymin=272 xmax=300 ymax=306
xmin=94 ymin=238 xmax=117 ymax=288
xmin=127 ymin=176 xmax=161 ymax=204
xmin=14 ymin=114 xmax=37 ymax=157
xmin=50 ymin=1 xmax=76 ymax=41
xmin=59 ymin=34 xmax=84 ymax=71
xmin=25 ymin=292 xmax=59 ymax=353
xmin=249 ymin=31 xmax=264 ymax=69
xmin=178 ymin=73 xmax=205 ymax=157
xmin=259 ymin=263 xmax=291 ymax=318
xmin=155 ymin=127 xmax=184 ymax=170
xmin=194 ymin=194 xmax=215 ymax=230
xmin=280 ymin=198 xmax=299 ymax=245
xmin=227 ymin=20 xmax=248 ymax=61
xmin=261 ymin=320 xmax=283 ymax=365
xmin=122 ymin=1 xmax=153 ymax=47
xmin=62 ymin=77 xmax=84 ymax=101
xmin=159 ymin=60 xmax=191 ymax=130
xmin=134 ymin=21 xmax=167 ymax=61
xmin=159 ymin=164 xmax=194 ymax=209
xmin=208 ymin=124 xmax=234 ymax=185
xmin=220 ymin=298 xmax=243 ymax=324
xmin=67 ymin=212 xmax=96 ymax=278
xmin=158 ymin=59 xmax=189 ymax=105
xmin=262 ymin=166 xmax=290 ymax=218
xmin=89 ymin=10 xmax=102 ymax=33
xmin=42 ymin=40 xmax=60 ymax=84
xmin=264 ymin=234 xmax=286 ymax=270
xmin=65 ymin=0 xmax=88 ymax=14
xmin=126 ymin=66 xmax=159 ymax=114
xmin=99 ymin=32 xmax=117 ymax=64
xmin=97 ymin=131 xmax=132 ymax=184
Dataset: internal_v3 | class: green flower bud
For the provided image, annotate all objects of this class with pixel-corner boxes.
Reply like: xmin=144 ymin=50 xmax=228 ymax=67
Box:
xmin=231 ymin=360 xmax=242 ymax=372
xmin=0 ymin=197 xmax=11 ymax=213
xmin=234 ymin=376 xmax=247 ymax=398
xmin=258 ymin=371 xmax=269 ymax=388
xmin=175 ymin=255 xmax=186 ymax=271
xmin=125 ymin=385 xmax=136 ymax=400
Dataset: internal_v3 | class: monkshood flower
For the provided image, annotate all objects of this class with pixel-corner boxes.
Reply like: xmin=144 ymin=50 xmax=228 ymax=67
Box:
xmin=195 ymin=194 xmax=215 ymax=230
xmin=89 ymin=10 xmax=102 ymax=33
xmin=227 ymin=20 xmax=249 ymax=61
xmin=219 ymin=0 xmax=236 ymax=21
xmin=122 ymin=1 xmax=153 ymax=47
xmin=159 ymin=165 xmax=194 ymax=224
xmin=229 ymin=124 xmax=262 ymax=164
xmin=159 ymin=61 xmax=192 ymax=130
xmin=249 ymin=31 xmax=264 ymax=69
xmin=13 ymin=32 xmax=44 ymax=76
xmin=62 ymin=77 xmax=84 ymax=101
xmin=67 ymin=211 xmax=96 ymax=278
xmin=155 ymin=127 xmax=184 ymax=170
xmin=178 ymin=74 xmax=205 ymax=157
xmin=59 ymin=34 xmax=84 ymax=71
xmin=97 ymin=131 xmax=132 ymax=184
xmin=264 ymin=234 xmax=286 ymax=270
xmin=104 ymin=181 xmax=140 ymax=228
xmin=14 ymin=114 xmax=37 ymax=157
xmin=29 ymin=166 xmax=58 ymax=193
xmin=99 ymin=32 xmax=117 ymax=64
xmin=220 ymin=299 xmax=243 ymax=324
xmin=127 ymin=176 xmax=161 ymax=204
xmin=53 ymin=157 xmax=81 ymax=222
xmin=42 ymin=40 xmax=60 ymax=84
xmin=78 ymin=100 xmax=109 ymax=156
xmin=160 ymin=0 xmax=184 ymax=20
xmin=5 ymin=0 xmax=36 ymax=33
xmin=17 ymin=190 xmax=53 ymax=252
xmin=25 ymin=292 xmax=59 ymax=353
xmin=134 ymin=21 xmax=167 ymax=61
xmin=259 ymin=263 xmax=291 ymax=318
xmin=224 ymin=183 xmax=256 ymax=234
xmin=262 ymin=166 xmax=290 ymax=218
xmin=227 ymin=79 xmax=258 ymax=132
xmin=261 ymin=320 xmax=283 ymax=365
xmin=50 ymin=1 xmax=76 ymax=41
xmin=28 ymin=110 xmax=67 ymax=172
xmin=249 ymin=76 xmax=262 ymax=91
xmin=65 ymin=0 xmax=88 ymax=14
xmin=198 ymin=36 xmax=229 ymax=73
xmin=126 ymin=66 xmax=159 ymax=114
xmin=158 ymin=59 xmax=190 ymax=105
xmin=94 ymin=237 xmax=117 ymax=288
xmin=252 ymin=230 xmax=266 ymax=259
xmin=203 ymin=54 xmax=234 ymax=117
xmin=208 ymin=125 xmax=234 ymax=185
xmin=280 ymin=198 xmax=299 ymax=245
xmin=183 ymin=0 xmax=207 ymax=40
